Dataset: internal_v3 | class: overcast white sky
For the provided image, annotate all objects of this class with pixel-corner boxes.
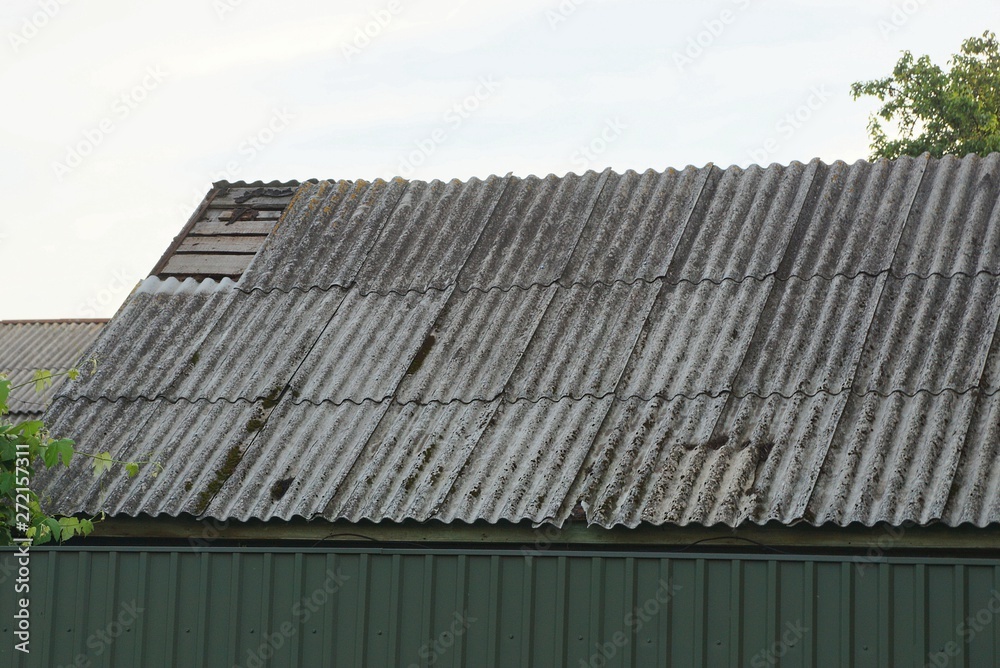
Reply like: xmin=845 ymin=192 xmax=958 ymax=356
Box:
xmin=1 ymin=0 xmax=996 ymax=319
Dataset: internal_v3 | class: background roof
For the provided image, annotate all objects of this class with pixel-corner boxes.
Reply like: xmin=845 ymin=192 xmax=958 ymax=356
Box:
xmin=39 ymin=153 xmax=1000 ymax=528
xmin=0 ymin=320 xmax=107 ymax=421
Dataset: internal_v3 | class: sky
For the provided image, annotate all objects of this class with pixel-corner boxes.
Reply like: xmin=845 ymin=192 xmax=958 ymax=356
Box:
xmin=1 ymin=0 xmax=996 ymax=319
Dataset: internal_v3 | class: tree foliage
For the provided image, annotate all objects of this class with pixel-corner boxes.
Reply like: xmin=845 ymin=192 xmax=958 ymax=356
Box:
xmin=0 ymin=369 xmax=159 ymax=546
xmin=0 ymin=372 xmax=87 ymax=545
xmin=851 ymin=31 xmax=1000 ymax=159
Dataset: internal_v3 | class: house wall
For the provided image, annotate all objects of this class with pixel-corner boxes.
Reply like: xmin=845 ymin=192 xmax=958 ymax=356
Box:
xmin=1 ymin=546 xmax=998 ymax=667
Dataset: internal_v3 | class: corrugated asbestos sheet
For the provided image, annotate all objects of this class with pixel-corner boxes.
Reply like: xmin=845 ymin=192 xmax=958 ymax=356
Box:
xmin=3 ymin=547 xmax=1000 ymax=668
xmin=0 ymin=320 xmax=106 ymax=420
xmin=39 ymin=153 xmax=1000 ymax=528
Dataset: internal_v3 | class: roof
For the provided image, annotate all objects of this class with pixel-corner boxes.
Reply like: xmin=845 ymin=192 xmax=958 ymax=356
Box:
xmin=38 ymin=153 xmax=1000 ymax=528
xmin=149 ymin=180 xmax=298 ymax=281
xmin=0 ymin=320 xmax=108 ymax=421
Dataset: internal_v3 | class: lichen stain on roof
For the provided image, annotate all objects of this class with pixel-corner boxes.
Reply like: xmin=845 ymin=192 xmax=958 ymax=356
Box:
xmin=37 ymin=153 xmax=1000 ymax=528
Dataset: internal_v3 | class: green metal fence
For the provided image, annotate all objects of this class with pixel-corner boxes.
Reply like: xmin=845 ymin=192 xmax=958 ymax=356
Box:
xmin=1 ymin=546 xmax=998 ymax=667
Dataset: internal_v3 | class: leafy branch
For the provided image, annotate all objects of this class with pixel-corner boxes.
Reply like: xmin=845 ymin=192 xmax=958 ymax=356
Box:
xmin=852 ymin=31 xmax=1000 ymax=159
xmin=1 ymin=362 xmax=161 ymax=545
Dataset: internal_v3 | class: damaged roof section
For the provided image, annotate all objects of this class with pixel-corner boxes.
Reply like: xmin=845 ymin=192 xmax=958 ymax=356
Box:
xmin=151 ymin=180 xmax=298 ymax=281
xmin=39 ymin=153 xmax=1000 ymax=528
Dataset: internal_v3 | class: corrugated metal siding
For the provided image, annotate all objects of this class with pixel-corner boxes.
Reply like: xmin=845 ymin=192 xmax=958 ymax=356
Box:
xmin=0 ymin=320 xmax=106 ymax=418
xmin=3 ymin=547 xmax=1000 ymax=668
xmin=37 ymin=153 xmax=1000 ymax=529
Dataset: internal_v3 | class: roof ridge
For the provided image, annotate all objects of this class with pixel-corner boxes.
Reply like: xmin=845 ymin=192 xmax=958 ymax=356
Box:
xmin=223 ymin=152 xmax=1000 ymax=187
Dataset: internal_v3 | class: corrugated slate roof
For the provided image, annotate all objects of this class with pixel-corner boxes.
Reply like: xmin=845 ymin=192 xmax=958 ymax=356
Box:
xmin=39 ymin=153 xmax=1000 ymax=528
xmin=0 ymin=320 xmax=107 ymax=420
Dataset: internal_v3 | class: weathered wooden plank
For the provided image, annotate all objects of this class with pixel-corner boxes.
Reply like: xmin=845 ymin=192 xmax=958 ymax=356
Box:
xmin=212 ymin=186 xmax=297 ymax=208
xmin=193 ymin=208 xmax=282 ymax=235
xmin=205 ymin=207 xmax=284 ymax=222
xmin=192 ymin=219 xmax=278 ymax=236
xmin=178 ymin=235 xmax=267 ymax=254
xmin=160 ymin=253 xmax=254 ymax=277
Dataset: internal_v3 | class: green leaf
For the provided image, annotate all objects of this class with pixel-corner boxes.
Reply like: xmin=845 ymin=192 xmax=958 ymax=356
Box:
xmin=17 ymin=421 xmax=43 ymax=438
xmin=125 ymin=463 xmax=139 ymax=478
xmin=0 ymin=438 xmax=16 ymax=462
xmin=50 ymin=439 xmax=74 ymax=467
xmin=57 ymin=517 xmax=84 ymax=540
xmin=58 ymin=517 xmax=79 ymax=531
xmin=42 ymin=518 xmax=61 ymax=543
xmin=42 ymin=443 xmax=58 ymax=468
xmin=32 ymin=370 xmax=54 ymax=395
xmin=92 ymin=451 xmax=114 ymax=476
xmin=66 ymin=368 xmax=80 ymax=381
xmin=0 ymin=470 xmax=14 ymax=495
